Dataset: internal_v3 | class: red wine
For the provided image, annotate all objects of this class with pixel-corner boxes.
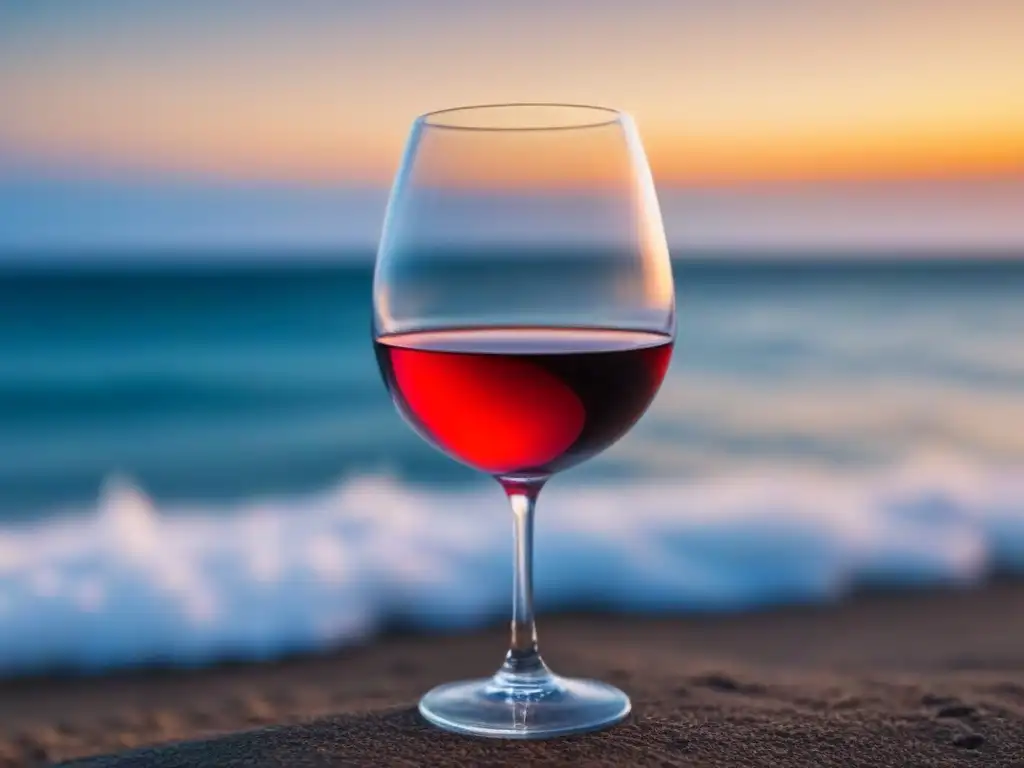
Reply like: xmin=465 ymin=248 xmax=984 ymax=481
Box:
xmin=374 ymin=327 xmax=673 ymax=477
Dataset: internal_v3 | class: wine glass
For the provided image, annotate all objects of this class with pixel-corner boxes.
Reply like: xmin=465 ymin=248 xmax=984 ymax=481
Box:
xmin=372 ymin=103 xmax=675 ymax=739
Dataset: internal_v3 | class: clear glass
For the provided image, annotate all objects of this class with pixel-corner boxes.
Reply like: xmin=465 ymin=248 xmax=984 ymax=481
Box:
xmin=372 ymin=103 xmax=675 ymax=739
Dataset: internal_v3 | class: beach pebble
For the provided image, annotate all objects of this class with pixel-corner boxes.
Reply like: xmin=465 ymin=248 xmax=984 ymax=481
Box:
xmin=937 ymin=703 xmax=975 ymax=719
xmin=952 ymin=731 xmax=984 ymax=749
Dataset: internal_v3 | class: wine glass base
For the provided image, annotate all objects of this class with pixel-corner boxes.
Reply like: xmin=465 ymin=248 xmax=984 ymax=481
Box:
xmin=418 ymin=674 xmax=631 ymax=739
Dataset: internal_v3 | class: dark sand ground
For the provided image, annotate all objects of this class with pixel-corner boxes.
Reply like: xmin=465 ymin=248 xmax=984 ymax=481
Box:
xmin=1 ymin=582 xmax=1021 ymax=766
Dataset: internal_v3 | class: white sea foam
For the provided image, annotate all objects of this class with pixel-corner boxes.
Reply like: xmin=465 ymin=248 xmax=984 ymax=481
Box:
xmin=0 ymin=455 xmax=1021 ymax=675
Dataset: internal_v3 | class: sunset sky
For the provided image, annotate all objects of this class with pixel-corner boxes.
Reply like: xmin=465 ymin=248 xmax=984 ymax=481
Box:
xmin=1 ymin=0 xmax=1022 ymax=253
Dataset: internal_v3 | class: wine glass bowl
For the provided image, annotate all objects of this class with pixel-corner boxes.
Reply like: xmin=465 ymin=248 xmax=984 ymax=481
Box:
xmin=372 ymin=103 xmax=675 ymax=738
xmin=374 ymin=327 xmax=673 ymax=478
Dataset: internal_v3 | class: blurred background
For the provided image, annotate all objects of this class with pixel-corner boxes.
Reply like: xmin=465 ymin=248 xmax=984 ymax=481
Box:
xmin=0 ymin=0 xmax=1022 ymax=674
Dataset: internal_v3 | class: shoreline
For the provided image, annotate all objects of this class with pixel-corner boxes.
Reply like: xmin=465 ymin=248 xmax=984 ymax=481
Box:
xmin=0 ymin=580 xmax=1016 ymax=765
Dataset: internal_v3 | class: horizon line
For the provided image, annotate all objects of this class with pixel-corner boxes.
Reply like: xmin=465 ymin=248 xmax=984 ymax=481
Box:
xmin=1 ymin=245 xmax=1021 ymax=262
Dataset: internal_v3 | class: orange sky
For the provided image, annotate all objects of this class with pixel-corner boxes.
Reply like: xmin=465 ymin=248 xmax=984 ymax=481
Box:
xmin=1 ymin=1 xmax=1023 ymax=186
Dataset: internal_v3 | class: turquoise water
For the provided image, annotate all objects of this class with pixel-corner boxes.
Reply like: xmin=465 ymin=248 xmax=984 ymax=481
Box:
xmin=4 ymin=257 xmax=1023 ymax=515
xmin=0 ymin=256 xmax=1022 ymax=673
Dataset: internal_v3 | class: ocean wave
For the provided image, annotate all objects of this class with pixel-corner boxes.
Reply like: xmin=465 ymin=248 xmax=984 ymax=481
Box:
xmin=0 ymin=455 xmax=1021 ymax=675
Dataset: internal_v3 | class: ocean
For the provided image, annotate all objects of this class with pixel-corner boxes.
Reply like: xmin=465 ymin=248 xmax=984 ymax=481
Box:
xmin=0 ymin=256 xmax=1022 ymax=673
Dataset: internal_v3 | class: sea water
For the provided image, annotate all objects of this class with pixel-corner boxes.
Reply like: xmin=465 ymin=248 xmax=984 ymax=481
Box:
xmin=0 ymin=256 xmax=1021 ymax=673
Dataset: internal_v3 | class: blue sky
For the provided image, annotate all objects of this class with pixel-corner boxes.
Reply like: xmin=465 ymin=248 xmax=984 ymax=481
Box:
xmin=2 ymin=178 xmax=1021 ymax=257
xmin=1 ymin=1 xmax=1022 ymax=256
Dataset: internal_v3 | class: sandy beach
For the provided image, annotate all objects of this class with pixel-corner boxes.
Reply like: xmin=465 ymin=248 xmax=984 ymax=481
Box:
xmin=0 ymin=581 xmax=1014 ymax=766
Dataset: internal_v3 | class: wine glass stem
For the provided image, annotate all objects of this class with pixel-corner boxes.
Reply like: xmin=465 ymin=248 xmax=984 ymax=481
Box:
xmin=498 ymin=484 xmax=550 ymax=683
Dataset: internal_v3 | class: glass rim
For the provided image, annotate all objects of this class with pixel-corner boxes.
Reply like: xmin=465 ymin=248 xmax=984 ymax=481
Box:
xmin=417 ymin=103 xmax=625 ymax=132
